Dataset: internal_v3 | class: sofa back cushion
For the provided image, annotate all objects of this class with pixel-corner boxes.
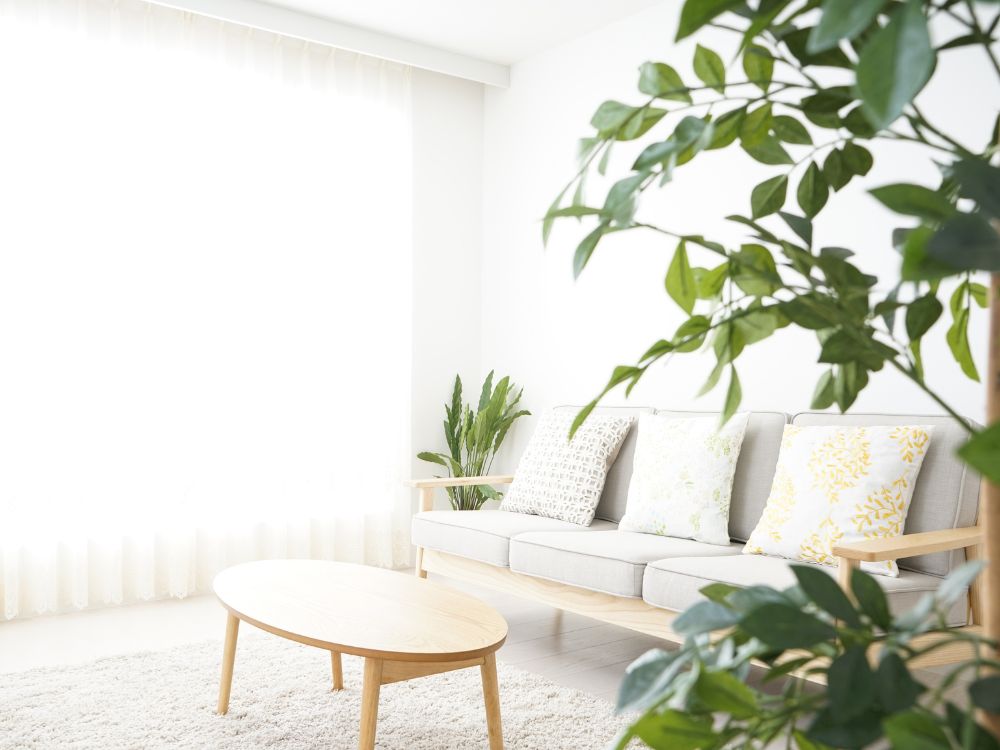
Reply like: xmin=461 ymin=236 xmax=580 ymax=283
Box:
xmin=719 ymin=411 xmax=789 ymax=542
xmin=792 ymin=412 xmax=981 ymax=576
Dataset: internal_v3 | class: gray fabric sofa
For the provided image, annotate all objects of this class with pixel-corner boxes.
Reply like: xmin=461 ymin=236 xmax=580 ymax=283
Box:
xmin=410 ymin=408 xmax=983 ymax=639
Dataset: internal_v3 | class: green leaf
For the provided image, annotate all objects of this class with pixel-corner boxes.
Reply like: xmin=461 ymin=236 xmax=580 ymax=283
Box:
xmin=542 ymin=185 xmax=569 ymax=246
xmin=784 ymin=27 xmax=854 ymax=68
xmin=743 ymin=135 xmax=793 ymax=165
xmin=699 ymin=582 xmax=740 ymax=604
xmin=722 ymin=367 xmax=742 ymax=424
xmin=676 ymin=0 xmax=744 ymax=41
xmin=597 ymin=142 xmax=613 ymax=176
xmin=743 ymin=44 xmax=774 ymax=91
xmin=666 ymin=241 xmax=697 ymax=314
xmin=820 ymin=330 xmax=891 ymax=369
xmin=573 ymin=223 xmax=607 ymax=278
xmin=900 ymin=226 xmax=959 ymax=282
xmin=740 ymin=603 xmax=837 ymax=649
xmin=808 ymin=0 xmax=885 ymax=53
xmin=937 ymin=560 xmax=986 ymax=608
xmin=811 ymin=369 xmax=837 ymax=409
xmin=856 ymin=0 xmax=935 ymax=129
xmin=693 ymin=262 xmax=729 ymax=300
xmin=970 ymin=676 xmax=1000 ymax=713
xmin=734 ymin=308 xmax=779 ymax=344
xmin=883 ymin=711 xmax=951 ymax=750
xmin=970 ymin=282 xmax=990 ymax=308
xmin=781 ymin=294 xmax=838 ymax=330
xmin=952 ymin=158 xmax=1000 ymax=219
xmin=673 ymin=599 xmax=742 ymax=636
xmin=843 ymin=105 xmax=878 ymax=138
xmin=751 ymin=174 xmax=788 ymax=218
xmin=841 ymin=142 xmax=874 ymax=176
xmin=801 ymin=86 xmax=853 ymax=114
xmin=780 ymin=212 xmax=813 ymax=246
xmin=732 ymin=244 xmax=780 ymax=296
xmin=870 ymin=184 xmax=955 ymax=221
xmin=603 ymin=174 xmax=645 ymax=225
xmin=694 ymin=670 xmax=758 ymax=719
xmin=697 ymin=358 xmax=727 ymax=397
xmin=809 ymin=707 xmax=884 ymax=749
xmin=928 ymin=213 xmax=1000 ymax=272
xmin=823 ymin=149 xmax=850 ymax=192
xmin=877 ymin=652 xmax=925 ymax=712
xmin=835 ymin=362 xmax=869 ymax=411
xmin=851 ymin=568 xmax=891 ymax=629
xmin=590 ymin=100 xmax=637 ymax=134
xmin=545 ymin=206 xmax=603 ymax=220
xmin=617 ymin=107 xmax=667 ymax=141
xmin=958 ymin=424 xmax=1000 ymax=484
xmin=791 ymin=565 xmax=861 ymax=625
xmin=708 ymin=107 xmax=746 ymax=150
xmin=827 ymin=646 xmax=875 ymax=721
xmin=943 ymin=703 xmax=1000 ymax=750
xmin=633 ymin=140 xmax=681 ymax=171
xmin=771 ymin=115 xmax=813 ymax=145
xmin=638 ymin=62 xmax=691 ymax=102
xmin=631 ymin=710 xmax=717 ymax=750
xmin=416 ymin=451 xmax=449 ymax=468
xmin=616 ymin=649 xmax=677 ymax=712
xmin=797 ymin=162 xmax=829 ymax=218
xmin=947 ymin=306 xmax=981 ymax=380
xmin=693 ymin=44 xmax=726 ymax=93
xmin=905 ymin=293 xmax=943 ymax=341
xmin=674 ymin=315 xmax=712 ymax=352
xmin=740 ymin=103 xmax=772 ymax=146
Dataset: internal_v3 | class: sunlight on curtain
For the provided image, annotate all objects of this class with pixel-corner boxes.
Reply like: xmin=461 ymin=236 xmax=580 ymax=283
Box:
xmin=0 ymin=0 xmax=413 ymax=619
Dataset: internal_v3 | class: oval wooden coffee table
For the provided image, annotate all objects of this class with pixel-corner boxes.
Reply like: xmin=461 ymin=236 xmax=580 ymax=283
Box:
xmin=213 ymin=559 xmax=508 ymax=749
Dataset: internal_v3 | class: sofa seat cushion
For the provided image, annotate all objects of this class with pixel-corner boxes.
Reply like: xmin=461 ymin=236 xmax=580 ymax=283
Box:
xmin=642 ymin=554 xmax=969 ymax=627
xmin=411 ymin=510 xmax=615 ymax=567
xmin=509 ymin=530 xmax=742 ymax=598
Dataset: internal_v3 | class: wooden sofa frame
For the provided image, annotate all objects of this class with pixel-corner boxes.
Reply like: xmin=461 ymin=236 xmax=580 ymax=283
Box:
xmin=409 ymin=475 xmax=985 ymax=671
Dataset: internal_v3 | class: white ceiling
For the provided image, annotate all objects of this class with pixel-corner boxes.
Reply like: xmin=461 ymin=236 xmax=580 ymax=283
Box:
xmin=260 ymin=0 xmax=662 ymax=65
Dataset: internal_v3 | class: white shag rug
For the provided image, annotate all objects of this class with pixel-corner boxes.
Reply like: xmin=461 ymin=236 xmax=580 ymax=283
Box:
xmin=0 ymin=630 xmax=632 ymax=749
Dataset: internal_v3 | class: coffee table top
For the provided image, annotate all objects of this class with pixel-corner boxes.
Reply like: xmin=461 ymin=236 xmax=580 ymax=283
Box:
xmin=213 ymin=560 xmax=508 ymax=662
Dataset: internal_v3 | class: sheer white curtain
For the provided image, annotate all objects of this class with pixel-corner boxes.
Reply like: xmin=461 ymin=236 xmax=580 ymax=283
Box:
xmin=0 ymin=0 xmax=413 ymax=619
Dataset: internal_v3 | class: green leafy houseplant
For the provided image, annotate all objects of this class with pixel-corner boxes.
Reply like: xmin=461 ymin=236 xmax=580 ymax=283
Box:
xmin=613 ymin=561 xmax=999 ymax=750
xmin=417 ymin=372 xmax=529 ymax=510
xmin=542 ymin=0 xmax=1000 ymax=745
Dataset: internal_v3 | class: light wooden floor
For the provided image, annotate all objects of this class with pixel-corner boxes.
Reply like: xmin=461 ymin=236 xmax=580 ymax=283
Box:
xmin=0 ymin=567 xmax=963 ymax=707
xmin=0 ymin=569 xmax=663 ymax=705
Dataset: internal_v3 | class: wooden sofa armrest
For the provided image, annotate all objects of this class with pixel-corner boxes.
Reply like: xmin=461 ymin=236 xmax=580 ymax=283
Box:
xmin=832 ymin=527 xmax=983 ymax=563
xmin=406 ymin=475 xmax=515 ymax=489
xmin=407 ymin=475 xmax=515 ymax=514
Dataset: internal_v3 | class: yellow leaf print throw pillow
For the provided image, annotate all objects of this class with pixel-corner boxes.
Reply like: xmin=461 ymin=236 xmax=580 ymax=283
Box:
xmin=619 ymin=413 xmax=750 ymax=546
xmin=744 ymin=424 xmax=933 ymax=576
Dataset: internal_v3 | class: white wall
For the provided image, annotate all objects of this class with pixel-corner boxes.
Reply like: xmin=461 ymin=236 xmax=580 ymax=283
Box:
xmin=411 ymin=69 xmax=485 ymax=493
xmin=481 ymin=1 xmax=996 ymax=465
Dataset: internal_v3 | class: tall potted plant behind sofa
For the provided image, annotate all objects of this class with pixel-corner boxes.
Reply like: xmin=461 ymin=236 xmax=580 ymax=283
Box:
xmin=417 ymin=372 xmax=529 ymax=510
xmin=545 ymin=0 xmax=1000 ymax=742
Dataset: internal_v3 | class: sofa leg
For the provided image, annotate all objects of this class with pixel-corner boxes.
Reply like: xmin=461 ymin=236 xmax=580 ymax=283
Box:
xmin=415 ymin=546 xmax=427 ymax=579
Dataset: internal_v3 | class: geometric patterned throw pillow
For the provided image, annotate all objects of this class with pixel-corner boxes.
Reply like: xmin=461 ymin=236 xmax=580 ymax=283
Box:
xmin=500 ymin=410 xmax=633 ymax=525
xmin=619 ymin=412 xmax=750 ymax=546
xmin=744 ymin=424 xmax=933 ymax=576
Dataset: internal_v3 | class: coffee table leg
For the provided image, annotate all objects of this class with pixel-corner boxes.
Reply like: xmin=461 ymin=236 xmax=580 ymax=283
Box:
xmin=358 ymin=657 xmax=383 ymax=750
xmin=331 ymin=651 xmax=344 ymax=691
xmin=480 ymin=652 xmax=504 ymax=750
xmin=217 ymin=613 xmax=240 ymax=715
